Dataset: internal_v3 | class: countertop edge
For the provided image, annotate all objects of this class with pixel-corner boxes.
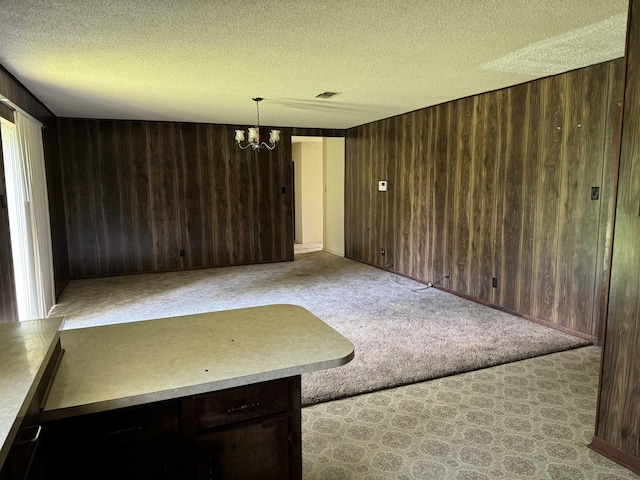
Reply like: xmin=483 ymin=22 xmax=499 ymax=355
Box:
xmin=41 ymin=348 xmax=355 ymax=422
xmin=0 ymin=326 xmax=62 ymax=468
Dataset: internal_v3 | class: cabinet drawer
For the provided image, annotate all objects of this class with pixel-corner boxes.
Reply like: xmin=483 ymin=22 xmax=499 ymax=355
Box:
xmin=195 ymin=415 xmax=290 ymax=480
xmin=47 ymin=399 xmax=180 ymax=446
xmin=194 ymin=379 xmax=289 ymax=431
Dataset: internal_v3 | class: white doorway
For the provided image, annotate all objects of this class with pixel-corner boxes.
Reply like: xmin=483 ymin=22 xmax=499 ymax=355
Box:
xmin=291 ymin=136 xmax=345 ymax=257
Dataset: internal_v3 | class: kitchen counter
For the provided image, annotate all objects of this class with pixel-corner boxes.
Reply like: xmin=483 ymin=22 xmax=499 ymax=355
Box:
xmin=43 ymin=304 xmax=355 ymax=420
xmin=0 ymin=317 xmax=63 ymax=467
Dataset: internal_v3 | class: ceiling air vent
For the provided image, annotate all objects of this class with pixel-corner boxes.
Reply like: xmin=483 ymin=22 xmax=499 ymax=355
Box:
xmin=315 ymin=91 xmax=341 ymax=99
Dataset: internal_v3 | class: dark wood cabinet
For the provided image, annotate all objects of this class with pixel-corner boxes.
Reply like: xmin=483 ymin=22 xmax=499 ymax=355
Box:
xmin=40 ymin=376 xmax=301 ymax=480
xmin=4 ymin=308 xmax=349 ymax=480
xmin=43 ymin=399 xmax=181 ymax=480
xmin=185 ymin=378 xmax=297 ymax=480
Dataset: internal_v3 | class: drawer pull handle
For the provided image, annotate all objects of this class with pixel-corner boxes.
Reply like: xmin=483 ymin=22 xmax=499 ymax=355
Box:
xmin=227 ymin=401 xmax=260 ymax=413
xmin=16 ymin=425 xmax=41 ymax=444
xmin=104 ymin=425 xmax=143 ymax=437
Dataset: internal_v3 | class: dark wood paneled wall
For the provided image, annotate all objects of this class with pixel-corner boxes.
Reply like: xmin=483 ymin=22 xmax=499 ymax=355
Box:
xmin=345 ymin=60 xmax=624 ymax=339
xmin=290 ymin=128 xmax=344 ymax=137
xmin=592 ymin=0 xmax=640 ymax=474
xmin=58 ymin=119 xmax=297 ymax=278
xmin=0 ymin=65 xmax=70 ymax=305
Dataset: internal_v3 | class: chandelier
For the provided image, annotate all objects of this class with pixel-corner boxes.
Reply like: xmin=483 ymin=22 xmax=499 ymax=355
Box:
xmin=234 ymin=97 xmax=281 ymax=151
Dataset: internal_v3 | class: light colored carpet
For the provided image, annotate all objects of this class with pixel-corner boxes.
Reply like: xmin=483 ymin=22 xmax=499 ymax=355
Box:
xmin=294 ymin=243 xmax=324 ymax=254
xmin=51 ymin=251 xmax=589 ymax=406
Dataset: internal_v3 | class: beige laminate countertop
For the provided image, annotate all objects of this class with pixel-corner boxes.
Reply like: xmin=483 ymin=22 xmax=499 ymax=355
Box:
xmin=43 ymin=304 xmax=354 ymax=421
xmin=0 ymin=317 xmax=63 ymax=467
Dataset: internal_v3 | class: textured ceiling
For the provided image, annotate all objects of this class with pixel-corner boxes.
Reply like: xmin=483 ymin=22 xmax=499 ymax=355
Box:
xmin=0 ymin=1 xmax=629 ymax=129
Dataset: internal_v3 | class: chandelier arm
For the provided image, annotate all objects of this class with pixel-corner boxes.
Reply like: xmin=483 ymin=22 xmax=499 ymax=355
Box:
xmin=260 ymin=142 xmax=277 ymax=150
xmin=237 ymin=142 xmax=253 ymax=150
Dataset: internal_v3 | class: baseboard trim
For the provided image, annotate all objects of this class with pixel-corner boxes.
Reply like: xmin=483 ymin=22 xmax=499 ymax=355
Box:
xmin=346 ymin=256 xmax=597 ymax=344
xmin=589 ymin=436 xmax=640 ymax=476
xmin=436 ymin=285 xmax=597 ymax=344
xmin=55 ymin=277 xmax=71 ymax=302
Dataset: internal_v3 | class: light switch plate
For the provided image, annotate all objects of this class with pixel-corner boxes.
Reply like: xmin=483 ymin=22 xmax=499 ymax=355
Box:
xmin=378 ymin=180 xmax=388 ymax=192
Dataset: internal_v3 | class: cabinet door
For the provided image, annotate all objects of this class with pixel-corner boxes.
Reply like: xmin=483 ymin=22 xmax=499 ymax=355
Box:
xmin=45 ymin=437 xmax=181 ymax=480
xmin=195 ymin=415 xmax=290 ymax=480
xmin=44 ymin=399 xmax=181 ymax=479
xmin=80 ymin=441 xmax=181 ymax=480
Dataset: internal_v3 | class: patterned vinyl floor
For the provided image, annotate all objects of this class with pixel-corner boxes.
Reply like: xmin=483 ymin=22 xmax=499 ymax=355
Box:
xmin=302 ymin=346 xmax=639 ymax=480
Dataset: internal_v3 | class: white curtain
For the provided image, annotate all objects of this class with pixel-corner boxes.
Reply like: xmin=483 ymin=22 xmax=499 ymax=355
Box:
xmin=1 ymin=118 xmax=38 ymax=320
xmin=1 ymin=113 xmax=55 ymax=320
